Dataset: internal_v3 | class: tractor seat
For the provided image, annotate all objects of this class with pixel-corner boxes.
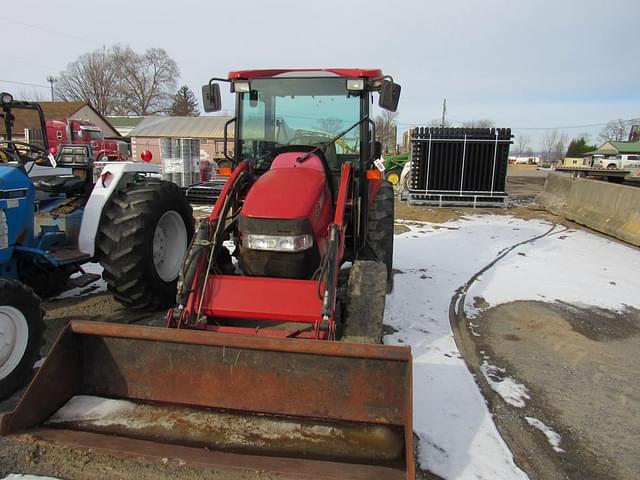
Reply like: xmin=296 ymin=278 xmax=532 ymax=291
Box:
xmin=32 ymin=175 xmax=86 ymax=195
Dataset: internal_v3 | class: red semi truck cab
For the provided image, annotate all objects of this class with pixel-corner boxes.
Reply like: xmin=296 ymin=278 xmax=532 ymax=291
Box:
xmin=46 ymin=119 xmax=126 ymax=160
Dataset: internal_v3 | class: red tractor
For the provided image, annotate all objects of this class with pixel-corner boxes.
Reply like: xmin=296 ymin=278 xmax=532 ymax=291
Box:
xmin=172 ymin=68 xmax=399 ymax=340
xmin=3 ymin=69 xmax=415 ymax=479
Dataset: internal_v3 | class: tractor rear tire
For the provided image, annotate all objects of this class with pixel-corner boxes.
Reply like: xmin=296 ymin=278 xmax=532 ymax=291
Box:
xmin=365 ymin=180 xmax=394 ymax=290
xmin=0 ymin=279 xmax=44 ymax=400
xmin=341 ymin=261 xmax=387 ymax=344
xmin=97 ymin=179 xmax=194 ymax=310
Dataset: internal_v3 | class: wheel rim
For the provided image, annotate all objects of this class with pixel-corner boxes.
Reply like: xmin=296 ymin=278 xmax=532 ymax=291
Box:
xmin=0 ymin=306 xmax=29 ymax=381
xmin=386 ymin=172 xmax=400 ymax=185
xmin=153 ymin=211 xmax=188 ymax=282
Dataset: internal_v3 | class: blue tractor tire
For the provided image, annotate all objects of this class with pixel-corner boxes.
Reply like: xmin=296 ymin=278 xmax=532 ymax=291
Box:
xmin=0 ymin=279 xmax=44 ymax=400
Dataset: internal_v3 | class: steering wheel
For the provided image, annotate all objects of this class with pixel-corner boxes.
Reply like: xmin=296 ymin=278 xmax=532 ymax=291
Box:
xmin=288 ymin=134 xmax=330 ymax=147
xmin=0 ymin=140 xmax=49 ymax=164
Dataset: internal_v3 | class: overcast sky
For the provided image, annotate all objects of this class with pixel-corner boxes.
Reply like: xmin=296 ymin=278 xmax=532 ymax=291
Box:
xmin=1 ymin=0 xmax=638 ymax=149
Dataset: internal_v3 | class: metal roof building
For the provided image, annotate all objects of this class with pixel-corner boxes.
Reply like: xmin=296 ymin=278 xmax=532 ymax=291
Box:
xmin=128 ymin=115 xmax=234 ymax=165
xmin=128 ymin=116 xmax=234 ymax=139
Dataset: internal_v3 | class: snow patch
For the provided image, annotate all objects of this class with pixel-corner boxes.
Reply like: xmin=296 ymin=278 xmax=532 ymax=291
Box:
xmin=53 ymin=262 xmax=106 ymax=300
xmin=48 ymin=395 xmax=136 ymax=424
xmin=480 ymin=362 xmax=530 ymax=408
xmin=525 ymin=416 xmax=565 ymax=453
xmin=385 ymin=215 xmax=535 ymax=479
xmin=385 ymin=213 xmax=638 ymax=478
xmin=32 ymin=357 xmax=46 ymax=369
xmin=465 ymin=227 xmax=640 ymax=315
xmin=1 ymin=476 xmax=60 ymax=480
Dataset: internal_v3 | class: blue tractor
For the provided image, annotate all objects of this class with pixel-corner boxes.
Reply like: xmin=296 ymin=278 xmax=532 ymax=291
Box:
xmin=0 ymin=93 xmax=193 ymax=399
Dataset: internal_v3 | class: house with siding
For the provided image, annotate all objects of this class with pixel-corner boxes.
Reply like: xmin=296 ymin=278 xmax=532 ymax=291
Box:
xmin=584 ymin=141 xmax=640 ymax=166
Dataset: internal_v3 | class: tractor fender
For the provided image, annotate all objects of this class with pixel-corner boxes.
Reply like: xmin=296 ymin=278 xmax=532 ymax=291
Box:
xmin=78 ymin=162 xmax=161 ymax=257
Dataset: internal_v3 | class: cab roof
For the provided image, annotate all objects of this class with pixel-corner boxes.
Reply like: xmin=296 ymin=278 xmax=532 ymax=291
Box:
xmin=228 ymin=68 xmax=383 ymax=80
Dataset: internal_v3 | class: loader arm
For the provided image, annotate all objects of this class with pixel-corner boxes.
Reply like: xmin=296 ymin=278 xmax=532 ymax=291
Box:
xmin=175 ymin=161 xmax=355 ymax=340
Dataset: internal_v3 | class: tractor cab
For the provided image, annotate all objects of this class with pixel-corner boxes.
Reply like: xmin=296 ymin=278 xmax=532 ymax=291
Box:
xmin=202 ymin=69 xmax=400 ymax=271
xmin=205 ymin=69 xmax=399 ymax=172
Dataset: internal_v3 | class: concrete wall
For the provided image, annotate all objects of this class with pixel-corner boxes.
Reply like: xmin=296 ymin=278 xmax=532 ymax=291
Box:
xmin=537 ymin=172 xmax=640 ymax=247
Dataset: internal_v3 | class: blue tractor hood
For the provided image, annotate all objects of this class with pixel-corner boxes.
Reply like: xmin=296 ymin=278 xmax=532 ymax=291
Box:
xmin=0 ymin=164 xmax=32 ymax=190
xmin=0 ymin=165 xmax=35 ymax=265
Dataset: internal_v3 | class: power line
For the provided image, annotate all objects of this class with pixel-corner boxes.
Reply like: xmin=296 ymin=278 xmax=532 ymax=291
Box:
xmin=394 ymin=117 xmax=639 ymax=130
xmin=0 ymin=79 xmax=49 ymax=89
xmin=0 ymin=16 xmax=99 ymax=45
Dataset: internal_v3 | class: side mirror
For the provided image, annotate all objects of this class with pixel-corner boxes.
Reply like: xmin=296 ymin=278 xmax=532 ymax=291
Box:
xmin=373 ymin=141 xmax=382 ymax=160
xmin=202 ymin=83 xmax=222 ymax=113
xmin=379 ymin=79 xmax=401 ymax=112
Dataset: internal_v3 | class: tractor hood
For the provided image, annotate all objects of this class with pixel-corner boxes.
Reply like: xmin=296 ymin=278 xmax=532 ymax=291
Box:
xmin=0 ymin=165 xmax=35 ymax=262
xmin=0 ymin=165 xmax=32 ymax=192
xmin=238 ymin=151 xmax=333 ymax=279
xmin=242 ymin=151 xmax=329 ymax=221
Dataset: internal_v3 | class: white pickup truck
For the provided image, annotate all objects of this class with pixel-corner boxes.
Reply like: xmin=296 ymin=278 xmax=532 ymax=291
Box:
xmin=593 ymin=154 xmax=640 ymax=169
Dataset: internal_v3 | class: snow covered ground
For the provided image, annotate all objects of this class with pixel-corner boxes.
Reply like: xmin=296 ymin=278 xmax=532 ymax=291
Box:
xmin=383 ymin=214 xmax=640 ymax=479
xmin=13 ymin=213 xmax=639 ymax=479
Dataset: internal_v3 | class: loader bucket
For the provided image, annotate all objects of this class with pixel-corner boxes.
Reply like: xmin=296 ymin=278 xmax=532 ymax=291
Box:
xmin=1 ymin=321 xmax=414 ymax=479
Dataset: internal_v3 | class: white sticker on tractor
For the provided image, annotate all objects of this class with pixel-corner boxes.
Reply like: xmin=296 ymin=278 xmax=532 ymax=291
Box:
xmin=373 ymin=158 xmax=385 ymax=172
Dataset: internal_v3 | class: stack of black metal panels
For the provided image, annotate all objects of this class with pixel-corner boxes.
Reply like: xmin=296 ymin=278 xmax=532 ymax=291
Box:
xmin=407 ymin=127 xmax=512 ymax=207
xmin=183 ymin=178 xmax=228 ymax=204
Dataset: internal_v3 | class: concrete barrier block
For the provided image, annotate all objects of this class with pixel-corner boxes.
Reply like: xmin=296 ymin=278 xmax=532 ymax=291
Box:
xmin=535 ymin=172 xmax=574 ymax=213
xmin=538 ymin=173 xmax=640 ymax=246
xmin=564 ymin=178 xmax=640 ymax=247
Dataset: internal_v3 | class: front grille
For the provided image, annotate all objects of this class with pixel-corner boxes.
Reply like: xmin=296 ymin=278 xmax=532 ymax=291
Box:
xmin=0 ymin=189 xmax=28 ymax=200
xmin=0 ymin=209 xmax=8 ymax=249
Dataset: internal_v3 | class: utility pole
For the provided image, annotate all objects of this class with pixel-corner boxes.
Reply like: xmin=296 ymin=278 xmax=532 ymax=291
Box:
xmin=441 ymin=98 xmax=447 ymax=127
xmin=46 ymin=76 xmax=56 ymax=101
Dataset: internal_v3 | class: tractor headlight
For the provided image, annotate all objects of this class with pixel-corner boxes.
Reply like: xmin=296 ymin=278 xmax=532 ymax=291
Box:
xmin=1 ymin=92 xmax=13 ymax=105
xmin=347 ymin=79 xmax=365 ymax=91
xmin=243 ymin=233 xmax=313 ymax=252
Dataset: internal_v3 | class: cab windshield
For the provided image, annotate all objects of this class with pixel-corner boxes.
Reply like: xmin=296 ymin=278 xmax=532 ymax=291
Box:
xmin=238 ymin=77 xmax=362 ymax=170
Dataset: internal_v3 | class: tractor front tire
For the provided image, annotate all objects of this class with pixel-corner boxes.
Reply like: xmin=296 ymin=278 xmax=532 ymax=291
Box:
xmin=365 ymin=180 xmax=394 ymax=290
xmin=0 ymin=279 xmax=44 ymax=400
xmin=341 ymin=261 xmax=387 ymax=344
xmin=384 ymin=169 xmax=402 ymax=186
xmin=97 ymin=179 xmax=194 ymax=310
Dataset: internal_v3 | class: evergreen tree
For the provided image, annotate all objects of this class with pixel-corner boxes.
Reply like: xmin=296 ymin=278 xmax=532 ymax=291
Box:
xmin=169 ymin=85 xmax=200 ymax=116
xmin=566 ymin=137 xmax=597 ymax=157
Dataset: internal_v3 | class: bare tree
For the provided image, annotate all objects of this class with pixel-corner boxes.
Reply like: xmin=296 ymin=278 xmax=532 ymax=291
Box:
xmin=115 ymin=47 xmax=179 ymax=115
xmin=541 ymin=129 xmax=559 ymax=164
xmin=515 ymin=134 xmax=531 ymax=156
xmin=315 ymin=118 xmax=344 ymax=135
xmin=16 ymin=88 xmax=48 ymax=102
xmin=375 ymin=110 xmax=399 ymax=154
xmin=461 ymin=118 xmax=495 ymax=128
xmin=57 ymin=46 xmax=124 ymax=116
xmin=428 ymin=118 xmax=450 ymax=127
xmin=598 ymin=119 xmax=627 ymax=142
xmin=57 ymin=45 xmax=179 ymax=116
xmin=553 ymin=131 xmax=569 ymax=161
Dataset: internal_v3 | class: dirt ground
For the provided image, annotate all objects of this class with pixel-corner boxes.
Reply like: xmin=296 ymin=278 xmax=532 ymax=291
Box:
xmin=3 ymin=170 xmax=636 ymax=479
xmin=468 ymin=302 xmax=640 ymax=480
